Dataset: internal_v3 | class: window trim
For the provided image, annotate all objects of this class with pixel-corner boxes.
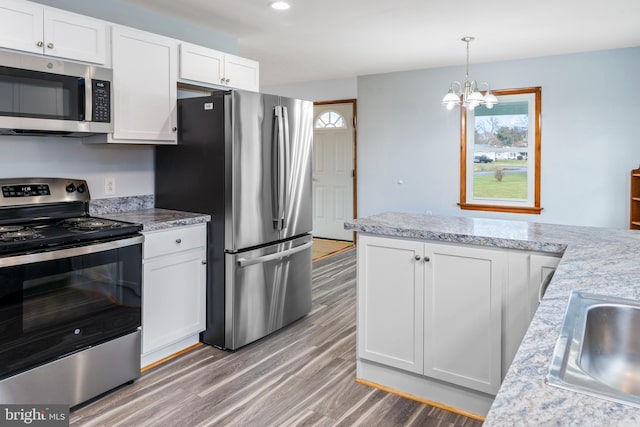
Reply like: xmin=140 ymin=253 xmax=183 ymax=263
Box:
xmin=459 ymin=86 xmax=543 ymax=214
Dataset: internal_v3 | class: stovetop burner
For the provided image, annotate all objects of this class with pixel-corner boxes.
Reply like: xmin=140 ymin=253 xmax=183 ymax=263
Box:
xmin=0 ymin=225 xmax=26 ymax=233
xmin=0 ymin=228 xmax=43 ymax=242
xmin=61 ymin=217 xmax=125 ymax=232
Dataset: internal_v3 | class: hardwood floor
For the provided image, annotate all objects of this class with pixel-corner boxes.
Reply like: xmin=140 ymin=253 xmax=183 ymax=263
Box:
xmin=312 ymin=238 xmax=354 ymax=261
xmin=70 ymin=249 xmax=483 ymax=427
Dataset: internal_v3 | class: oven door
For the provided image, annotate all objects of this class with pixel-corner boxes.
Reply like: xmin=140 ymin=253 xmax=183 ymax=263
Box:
xmin=0 ymin=235 xmax=142 ymax=380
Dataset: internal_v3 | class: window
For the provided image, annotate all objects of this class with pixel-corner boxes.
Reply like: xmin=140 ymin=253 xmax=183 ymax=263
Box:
xmin=459 ymin=87 xmax=542 ymax=214
xmin=314 ymin=111 xmax=346 ymax=129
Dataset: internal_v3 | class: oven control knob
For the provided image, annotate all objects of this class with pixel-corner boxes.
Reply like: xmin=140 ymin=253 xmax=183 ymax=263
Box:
xmin=77 ymin=184 xmax=86 ymax=193
xmin=65 ymin=183 xmax=76 ymax=193
xmin=74 ymin=329 xmax=81 ymax=335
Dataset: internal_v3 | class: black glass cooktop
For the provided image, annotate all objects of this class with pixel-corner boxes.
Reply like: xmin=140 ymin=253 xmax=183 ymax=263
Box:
xmin=0 ymin=216 xmax=142 ymax=256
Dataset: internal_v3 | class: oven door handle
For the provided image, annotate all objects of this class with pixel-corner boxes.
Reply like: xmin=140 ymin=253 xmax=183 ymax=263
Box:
xmin=0 ymin=235 xmax=144 ymax=268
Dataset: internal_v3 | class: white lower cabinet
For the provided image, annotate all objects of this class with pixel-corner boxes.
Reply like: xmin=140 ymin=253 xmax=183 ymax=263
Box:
xmin=141 ymin=224 xmax=207 ymax=367
xmin=357 ymin=236 xmax=424 ymax=373
xmin=357 ymin=234 xmax=504 ymax=394
xmin=357 ymin=233 xmax=561 ymax=415
xmin=503 ymin=252 xmax=560 ymax=373
xmin=423 ymin=243 xmax=505 ymax=395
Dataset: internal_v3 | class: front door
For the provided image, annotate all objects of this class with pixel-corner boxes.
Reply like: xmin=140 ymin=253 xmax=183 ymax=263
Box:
xmin=312 ymin=101 xmax=356 ymax=241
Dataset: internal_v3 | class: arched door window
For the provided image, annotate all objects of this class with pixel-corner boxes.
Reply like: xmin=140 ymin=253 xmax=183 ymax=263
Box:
xmin=314 ymin=111 xmax=346 ymax=129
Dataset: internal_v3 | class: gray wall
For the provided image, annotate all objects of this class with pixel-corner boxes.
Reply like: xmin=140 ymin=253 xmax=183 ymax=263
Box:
xmin=358 ymin=47 xmax=640 ymax=228
xmin=0 ymin=0 xmax=237 ymax=199
xmin=263 ymin=77 xmax=357 ymax=102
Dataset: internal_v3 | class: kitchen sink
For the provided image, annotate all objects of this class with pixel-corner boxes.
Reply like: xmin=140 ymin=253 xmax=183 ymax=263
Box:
xmin=547 ymin=291 xmax=640 ymax=407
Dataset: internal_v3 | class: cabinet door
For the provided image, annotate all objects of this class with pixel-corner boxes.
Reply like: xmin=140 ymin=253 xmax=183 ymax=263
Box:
xmin=142 ymin=248 xmax=206 ymax=353
xmin=423 ymin=243 xmax=505 ymax=394
xmin=111 ymin=26 xmax=177 ymax=143
xmin=43 ymin=9 xmax=106 ymax=64
xmin=530 ymin=254 xmax=560 ymax=302
xmin=357 ymin=234 xmax=424 ymax=374
xmin=224 ymin=53 xmax=259 ymax=91
xmin=0 ymin=0 xmax=43 ymax=55
xmin=504 ymin=253 xmax=560 ymax=374
xmin=179 ymin=42 xmax=224 ymax=86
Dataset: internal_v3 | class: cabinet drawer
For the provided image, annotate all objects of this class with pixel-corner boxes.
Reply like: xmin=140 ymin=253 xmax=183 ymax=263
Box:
xmin=143 ymin=224 xmax=206 ymax=259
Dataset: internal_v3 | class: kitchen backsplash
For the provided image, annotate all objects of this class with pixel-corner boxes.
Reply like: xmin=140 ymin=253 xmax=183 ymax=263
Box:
xmin=89 ymin=195 xmax=154 ymax=215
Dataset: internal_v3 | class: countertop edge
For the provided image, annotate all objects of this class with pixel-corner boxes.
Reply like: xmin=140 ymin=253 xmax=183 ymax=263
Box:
xmin=100 ymin=208 xmax=210 ymax=232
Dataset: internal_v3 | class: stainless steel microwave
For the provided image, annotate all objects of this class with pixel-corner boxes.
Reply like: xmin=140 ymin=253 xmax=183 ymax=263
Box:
xmin=0 ymin=50 xmax=113 ymax=137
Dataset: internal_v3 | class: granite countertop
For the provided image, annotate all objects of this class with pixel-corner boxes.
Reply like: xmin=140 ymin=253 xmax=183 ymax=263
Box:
xmin=100 ymin=208 xmax=210 ymax=232
xmin=345 ymin=212 xmax=640 ymax=425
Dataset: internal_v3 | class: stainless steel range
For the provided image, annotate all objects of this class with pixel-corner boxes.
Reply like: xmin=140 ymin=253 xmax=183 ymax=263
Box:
xmin=0 ymin=178 xmax=143 ymax=407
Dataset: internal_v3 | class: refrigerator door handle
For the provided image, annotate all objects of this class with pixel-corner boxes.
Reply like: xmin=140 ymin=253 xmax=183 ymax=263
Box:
xmin=236 ymin=241 xmax=312 ymax=267
xmin=272 ymin=106 xmax=286 ymax=231
xmin=281 ymin=105 xmax=290 ymax=231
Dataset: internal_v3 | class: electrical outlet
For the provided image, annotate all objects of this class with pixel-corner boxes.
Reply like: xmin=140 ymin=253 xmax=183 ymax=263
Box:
xmin=105 ymin=177 xmax=116 ymax=195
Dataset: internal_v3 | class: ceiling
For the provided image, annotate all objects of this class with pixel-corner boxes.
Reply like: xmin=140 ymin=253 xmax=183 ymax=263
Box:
xmin=121 ymin=0 xmax=640 ymax=86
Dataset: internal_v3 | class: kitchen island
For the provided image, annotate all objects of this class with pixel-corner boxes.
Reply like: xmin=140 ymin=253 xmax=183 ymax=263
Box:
xmin=345 ymin=212 xmax=640 ymax=425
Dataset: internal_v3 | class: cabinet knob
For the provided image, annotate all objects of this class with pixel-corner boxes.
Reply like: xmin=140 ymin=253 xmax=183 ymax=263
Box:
xmin=220 ymin=78 xmax=226 ymax=84
xmin=175 ymin=238 xmax=182 ymax=244
xmin=424 ymin=256 xmax=430 ymax=262
xmin=47 ymin=42 xmax=54 ymax=49
xmin=414 ymin=255 xmax=421 ymax=261
xmin=225 ymin=78 xmax=231 ymax=84
xmin=201 ymin=260 xmax=207 ymax=265
xmin=172 ymin=126 xmax=177 ymax=132
xmin=36 ymin=41 xmax=43 ymax=47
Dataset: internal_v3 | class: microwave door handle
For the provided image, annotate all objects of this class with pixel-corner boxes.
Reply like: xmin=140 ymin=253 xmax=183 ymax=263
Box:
xmin=280 ymin=106 xmax=290 ymax=231
xmin=80 ymin=77 xmax=88 ymax=122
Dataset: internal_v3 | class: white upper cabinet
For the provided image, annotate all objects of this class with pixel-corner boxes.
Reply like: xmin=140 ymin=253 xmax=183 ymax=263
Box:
xmin=180 ymin=42 xmax=259 ymax=92
xmin=223 ymin=53 xmax=259 ymax=91
xmin=0 ymin=0 xmax=107 ymax=64
xmin=108 ymin=26 xmax=177 ymax=144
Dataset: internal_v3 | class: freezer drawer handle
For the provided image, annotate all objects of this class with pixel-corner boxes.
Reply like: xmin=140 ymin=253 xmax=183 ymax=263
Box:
xmin=236 ymin=241 xmax=312 ymax=267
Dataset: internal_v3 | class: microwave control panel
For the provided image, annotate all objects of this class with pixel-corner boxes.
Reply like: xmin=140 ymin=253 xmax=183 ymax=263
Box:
xmin=92 ymin=80 xmax=111 ymax=123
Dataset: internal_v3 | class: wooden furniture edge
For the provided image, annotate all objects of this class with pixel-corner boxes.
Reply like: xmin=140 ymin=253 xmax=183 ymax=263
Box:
xmin=354 ymin=377 xmax=486 ymax=422
xmin=141 ymin=342 xmax=203 ymax=373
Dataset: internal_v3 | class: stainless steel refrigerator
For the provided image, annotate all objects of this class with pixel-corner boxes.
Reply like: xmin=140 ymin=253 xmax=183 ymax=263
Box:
xmin=155 ymin=89 xmax=313 ymax=350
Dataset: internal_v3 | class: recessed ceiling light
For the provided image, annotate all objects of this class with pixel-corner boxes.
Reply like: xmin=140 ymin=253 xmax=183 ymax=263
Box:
xmin=270 ymin=1 xmax=290 ymax=10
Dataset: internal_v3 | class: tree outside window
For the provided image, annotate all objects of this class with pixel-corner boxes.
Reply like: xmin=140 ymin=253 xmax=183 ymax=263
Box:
xmin=459 ymin=87 xmax=542 ymax=214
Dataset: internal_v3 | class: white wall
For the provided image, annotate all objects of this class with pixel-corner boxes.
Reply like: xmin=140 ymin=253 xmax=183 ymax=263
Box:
xmin=263 ymin=77 xmax=357 ymax=102
xmin=0 ymin=136 xmax=154 ymax=198
xmin=358 ymin=47 xmax=640 ymax=228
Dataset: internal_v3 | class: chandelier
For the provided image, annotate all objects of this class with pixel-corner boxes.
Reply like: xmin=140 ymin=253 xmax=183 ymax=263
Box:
xmin=441 ymin=36 xmax=498 ymax=111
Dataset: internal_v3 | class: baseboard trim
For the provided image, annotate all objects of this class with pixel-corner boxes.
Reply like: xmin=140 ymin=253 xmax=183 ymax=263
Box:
xmin=141 ymin=342 xmax=202 ymax=373
xmin=355 ymin=378 xmax=485 ymax=422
